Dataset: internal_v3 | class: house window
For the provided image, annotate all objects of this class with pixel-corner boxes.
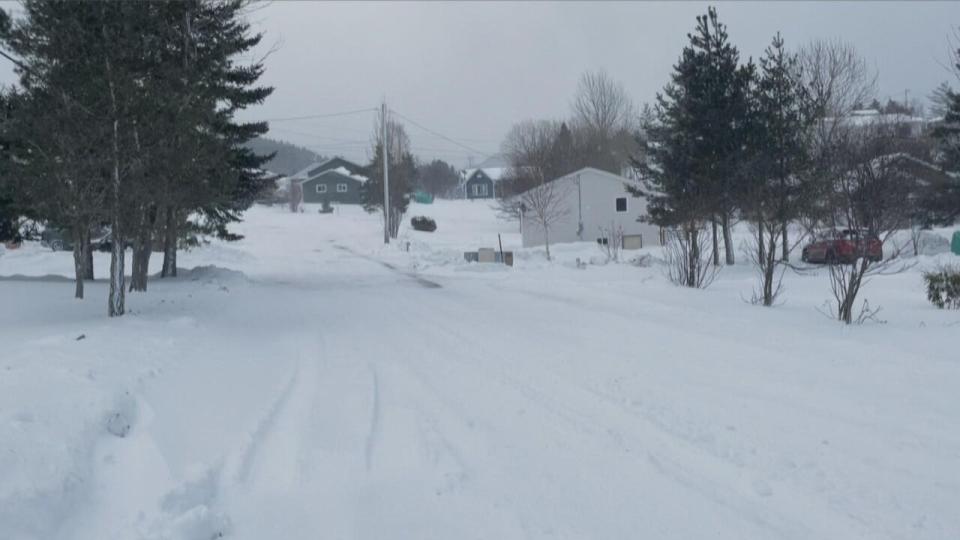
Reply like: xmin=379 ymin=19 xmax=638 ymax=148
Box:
xmin=336 ymin=183 xmax=347 ymax=193
xmin=473 ymin=184 xmax=488 ymax=197
xmin=616 ymin=197 xmax=627 ymax=212
xmin=316 ymin=184 xmax=327 ymax=193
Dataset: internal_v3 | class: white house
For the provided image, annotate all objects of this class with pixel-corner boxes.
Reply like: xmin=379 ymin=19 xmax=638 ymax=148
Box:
xmin=520 ymin=167 xmax=662 ymax=250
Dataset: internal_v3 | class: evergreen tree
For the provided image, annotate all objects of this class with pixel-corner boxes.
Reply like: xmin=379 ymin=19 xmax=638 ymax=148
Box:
xmin=750 ymin=33 xmax=813 ymax=263
xmin=632 ymin=7 xmax=752 ymax=268
xmin=744 ymin=33 xmax=814 ymax=305
xmin=1 ymin=1 xmax=271 ymax=314
xmin=929 ymin=82 xmax=953 ymax=119
xmin=933 ymin=88 xmax=960 ymax=173
xmin=417 ymin=159 xmax=459 ymax=198
xmin=150 ymin=0 xmax=273 ymax=281
xmin=931 ymin=45 xmax=960 ymax=221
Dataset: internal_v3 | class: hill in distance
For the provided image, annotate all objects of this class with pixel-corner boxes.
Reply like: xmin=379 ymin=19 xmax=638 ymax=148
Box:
xmin=245 ymin=137 xmax=327 ymax=177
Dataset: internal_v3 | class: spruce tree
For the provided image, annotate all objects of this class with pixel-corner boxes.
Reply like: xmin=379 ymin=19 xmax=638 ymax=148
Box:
xmin=931 ymin=44 xmax=960 ymax=221
xmin=2 ymin=1 xmax=271 ymax=314
xmin=743 ymin=33 xmax=814 ymax=305
xmin=634 ymin=7 xmax=751 ymax=266
xmin=751 ymin=33 xmax=813 ymax=263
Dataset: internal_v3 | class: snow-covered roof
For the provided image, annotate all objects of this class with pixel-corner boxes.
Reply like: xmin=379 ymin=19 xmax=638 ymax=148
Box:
xmin=830 ymin=110 xmax=927 ymax=127
xmin=463 ymin=167 xmax=507 ymax=183
xmin=291 ymin=158 xmax=367 ymax=182
xmin=515 ymin=167 xmax=641 ymax=198
xmin=328 ymin=166 xmax=368 ymax=184
xmin=291 ymin=160 xmax=323 ymax=180
xmin=556 ymin=167 xmax=641 ymax=188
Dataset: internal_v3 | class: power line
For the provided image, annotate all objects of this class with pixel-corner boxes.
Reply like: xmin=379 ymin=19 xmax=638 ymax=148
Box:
xmin=389 ymin=108 xmax=495 ymax=161
xmin=268 ymin=127 xmax=369 ymax=144
xmin=263 ymin=107 xmax=378 ymax=123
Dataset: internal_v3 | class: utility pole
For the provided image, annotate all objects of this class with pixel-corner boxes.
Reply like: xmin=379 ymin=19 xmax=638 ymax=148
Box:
xmin=382 ymin=101 xmax=390 ymax=244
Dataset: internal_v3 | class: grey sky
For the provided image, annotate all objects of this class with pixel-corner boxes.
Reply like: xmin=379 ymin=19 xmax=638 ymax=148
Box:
xmin=2 ymin=1 xmax=958 ymax=167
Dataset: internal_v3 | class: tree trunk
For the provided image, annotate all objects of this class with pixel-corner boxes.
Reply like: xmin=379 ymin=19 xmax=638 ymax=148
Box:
xmin=108 ymin=120 xmax=125 ymax=318
xmin=72 ymin=226 xmax=84 ymax=299
xmin=710 ymin=219 xmax=719 ymax=266
xmin=781 ymin=222 xmax=789 ymax=262
xmin=103 ymin=33 xmax=124 ymax=317
xmin=129 ymin=213 xmax=142 ymax=292
xmin=763 ymin=229 xmax=777 ymax=306
xmin=130 ymin=206 xmax=155 ymax=292
xmin=544 ymin=226 xmax=551 ymax=261
xmin=82 ymin=227 xmax=94 ymax=280
xmin=161 ymin=205 xmax=177 ymax=278
xmin=721 ymin=213 xmax=734 ymax=265
xmin=757 ymin=220 xmax=765 ymax=265
xmin=688 ymin=225 xmax=699 ymax=288
xmin=130 ymin=243 xmax=152 ymax=292
xmin=838 ymin=262 xmax=866 ymax=324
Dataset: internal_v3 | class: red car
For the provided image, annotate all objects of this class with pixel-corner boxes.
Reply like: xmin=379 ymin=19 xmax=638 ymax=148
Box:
xmin=802 ymin=229 xmax=883 ymax=264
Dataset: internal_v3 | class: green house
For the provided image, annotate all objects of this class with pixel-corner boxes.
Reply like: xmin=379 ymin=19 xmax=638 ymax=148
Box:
xmin=292 ymin=157 xmax=367 ymax=205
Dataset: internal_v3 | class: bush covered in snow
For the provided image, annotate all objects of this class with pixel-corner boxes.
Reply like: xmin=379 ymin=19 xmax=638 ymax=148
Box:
xmin=410 ymin=216 xmax=437 ymax=232
xmin=924 ymin=265 xmax=960 ymax=309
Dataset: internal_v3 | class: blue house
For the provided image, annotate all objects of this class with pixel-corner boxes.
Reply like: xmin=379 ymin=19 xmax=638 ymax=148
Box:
xmin=461 ymin=167 xmax=506 ymax=199
xmin=292 ymin=157 xmax=368 ymax=204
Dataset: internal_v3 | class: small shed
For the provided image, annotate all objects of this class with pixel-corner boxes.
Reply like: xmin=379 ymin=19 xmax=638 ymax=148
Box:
xmin=519 ymin=167 xmax=662 ymax=250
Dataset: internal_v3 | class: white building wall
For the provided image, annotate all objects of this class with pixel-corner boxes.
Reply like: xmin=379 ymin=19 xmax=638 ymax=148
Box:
xmin=521 ymin=168 xmax=662 ymax=249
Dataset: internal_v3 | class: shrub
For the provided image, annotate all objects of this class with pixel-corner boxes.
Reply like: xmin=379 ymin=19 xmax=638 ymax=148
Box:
xmin=410 ymin=216 xmax=437 ymax=232
xmin=924 ymin=265 xmax=960 ymax=309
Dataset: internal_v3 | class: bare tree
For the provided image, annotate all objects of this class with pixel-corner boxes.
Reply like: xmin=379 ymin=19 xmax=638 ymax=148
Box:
xmin=571 ymin=70 xmax=638 ymax=173
xmin=363 ymin=108 xmax=415 ymax=239
xmin=799 ymin=39 xmax=877 ymax=121
xmin=498 ymin=119 xmax=564 ymax=218
xmin=572 ymin=70 xmax=636 ymax=136
xmin=663 ymin=226 xmax=719 ymax=289
xmin=521 ymin=176 xmax=571 ymax=260
xmin=822 ymin=123 xmax=915 ymax=324
xmin=597 ymin=223 xmax=624 ymax=262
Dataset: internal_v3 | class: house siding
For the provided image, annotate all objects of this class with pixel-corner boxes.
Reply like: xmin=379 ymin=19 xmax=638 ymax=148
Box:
xmin=300 ymin=170 xmax=364 ymax=204
xmin=466 ymin=172 xmax=494 ymax=199
xmin=521 ymin=168 xmax=662 ymax=249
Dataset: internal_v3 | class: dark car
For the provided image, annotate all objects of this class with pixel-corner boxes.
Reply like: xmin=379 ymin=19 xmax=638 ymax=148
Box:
xmin=802 ymin=229 xmax=883 ymax=264
xmin=96 ymin=231 xmax=136 ymax=253
xmin=40 ymin=226 xmax=130 ymax=252
xmin=40 ymin=227 xmax=77 ymax=251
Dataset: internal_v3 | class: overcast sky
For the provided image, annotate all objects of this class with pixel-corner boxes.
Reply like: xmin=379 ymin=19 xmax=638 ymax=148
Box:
xmin=2 ymin=1 xmax=958 ymax=168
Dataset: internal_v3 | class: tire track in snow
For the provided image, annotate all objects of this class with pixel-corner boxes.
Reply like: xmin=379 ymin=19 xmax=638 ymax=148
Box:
xmin=229 ymin=360 xmax=302 ymax=485
xmin=364 ymin=363 xmax=381 ymax=472
xmin=334 ymin=244 xmax=442 ymax=289
xmin=388 ymin=290 xmax=825 ymax=538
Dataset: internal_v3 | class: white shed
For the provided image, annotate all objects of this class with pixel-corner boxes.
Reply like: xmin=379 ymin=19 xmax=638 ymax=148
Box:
xmin=520 ymin=167 xmax=662 ymax=249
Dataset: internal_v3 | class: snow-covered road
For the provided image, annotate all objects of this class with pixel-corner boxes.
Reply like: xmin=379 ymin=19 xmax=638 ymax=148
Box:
xmin=2 ymin=202 xmax=958 ymax=539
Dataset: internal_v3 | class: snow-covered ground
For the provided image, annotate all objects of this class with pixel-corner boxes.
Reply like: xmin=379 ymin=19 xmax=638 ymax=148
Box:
xmin=1 ymin=200 xmax=958 ymax=540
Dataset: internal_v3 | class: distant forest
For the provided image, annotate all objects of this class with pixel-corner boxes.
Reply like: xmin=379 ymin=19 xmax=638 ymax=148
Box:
xmin=245 ymin=137 xmax=326 ymax=176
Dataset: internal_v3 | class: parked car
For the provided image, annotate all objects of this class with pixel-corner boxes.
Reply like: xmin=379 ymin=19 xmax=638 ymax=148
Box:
xmin=41 ymin=226 xmax=130 ymax=252
xmin=40 ymin=227 xmax=77 ymax=251
xmin=96 ymin=231 xmax=135 ymax=253
xmin=802 ymin=229 xmax=882 ymax=264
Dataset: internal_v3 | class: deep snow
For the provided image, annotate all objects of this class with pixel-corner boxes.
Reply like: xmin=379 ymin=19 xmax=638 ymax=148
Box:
xmin=1 ymin=200 xmax=958 ymax=539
